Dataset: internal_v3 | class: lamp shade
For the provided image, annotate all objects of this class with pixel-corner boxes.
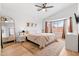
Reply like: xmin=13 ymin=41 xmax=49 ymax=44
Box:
xmin=22 ymin=30 xmax=25 ymax=33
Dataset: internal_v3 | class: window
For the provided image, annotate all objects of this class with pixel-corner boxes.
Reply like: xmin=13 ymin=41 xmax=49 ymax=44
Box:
xmin=53 ymin=21 xmax=58 ymax=28
xmin=58 ymin=20 xmax=64 ymax=27
xmin=53 ymin=20 xmax=64 ymax=28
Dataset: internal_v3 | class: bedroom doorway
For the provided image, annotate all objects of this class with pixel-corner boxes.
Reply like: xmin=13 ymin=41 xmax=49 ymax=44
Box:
xmin=45 ymin=19 xmax=65 ymax=39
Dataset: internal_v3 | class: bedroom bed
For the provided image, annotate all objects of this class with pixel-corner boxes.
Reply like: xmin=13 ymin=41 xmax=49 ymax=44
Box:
xmin=27 ymin=33 xmax=57 ymax=48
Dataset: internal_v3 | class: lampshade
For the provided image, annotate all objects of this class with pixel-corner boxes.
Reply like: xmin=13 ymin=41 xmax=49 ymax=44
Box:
xmin=22 ymin=30 xmax=25 ymax=33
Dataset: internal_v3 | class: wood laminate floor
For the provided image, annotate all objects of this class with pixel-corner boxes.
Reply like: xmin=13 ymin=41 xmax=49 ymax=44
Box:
xmin=0 ymin=46 xmax=1 ymax=56
xmin=1 ymin=39 xmax=79 ymax=56
xmin=59 ymin=47 xmax=79 ymax=56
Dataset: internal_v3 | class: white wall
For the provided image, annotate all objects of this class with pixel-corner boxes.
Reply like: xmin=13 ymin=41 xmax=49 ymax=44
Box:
xmin=0 ymin=4 xmax=2 ymax=47
xmin=0 ymin=4 xmax=2 ymax=12
xmin=45 ymin=4 xmax=78 ymax=20
xmin=0 ymin=4 xmax=43 ymax=34
xmin=43 ymin=4 xmax=78 ymax=33
xmin=78 ymin=24 xmax=79 ymax=33
xmin=77 ymin=4 xmax=79 ymax=34
xmin=72 ymin=14 xmax=78 ymax=34
xmin=0 ymin=3 xmax=78 ymax=34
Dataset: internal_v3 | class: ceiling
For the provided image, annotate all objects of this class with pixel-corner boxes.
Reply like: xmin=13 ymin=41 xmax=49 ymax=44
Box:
xmin=0 ymin=3 xmax=76 ymax=21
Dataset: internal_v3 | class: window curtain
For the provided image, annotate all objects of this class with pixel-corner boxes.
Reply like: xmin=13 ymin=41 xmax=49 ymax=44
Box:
xmin=68 ymin=17 xmax=72 ymax=32
xmin=62 ymin=20 xmax=65 ymax=38
xmin=45 ymin=21 xmax=48 ymax=33
xmin=50 ymin=21 xmax=52 ymax=33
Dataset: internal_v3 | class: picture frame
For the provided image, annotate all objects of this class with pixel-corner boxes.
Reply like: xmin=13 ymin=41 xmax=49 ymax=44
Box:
xmin=31 ymin=23 xmax=33 ymax=27
xmin=27 ymin=23 xmax=30 ymax=27
xmin=35 ymin=24 xmax=37 ymax=27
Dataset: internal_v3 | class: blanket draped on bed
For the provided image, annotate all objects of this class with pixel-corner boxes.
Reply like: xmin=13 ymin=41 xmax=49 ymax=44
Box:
xmin=27 ymin=33 xmax=56 ymax=48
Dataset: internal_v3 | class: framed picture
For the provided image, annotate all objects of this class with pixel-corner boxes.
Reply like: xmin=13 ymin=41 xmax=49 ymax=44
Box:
xmin=31 ymin=23 xmax=33 ymax=27
xmin=27 ymin=23 xmax=29 ymax=27
xmin=35 ymin=24 xmax=37 ymax=27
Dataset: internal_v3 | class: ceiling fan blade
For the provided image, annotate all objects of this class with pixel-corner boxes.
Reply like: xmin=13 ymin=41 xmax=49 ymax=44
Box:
xmin=45 ymin=6 xmax=54 ymax=8
xmin=37 ymin=8 xmax=42 ymax=11
xmin=35 ymin=5 xmax=42 ymax=8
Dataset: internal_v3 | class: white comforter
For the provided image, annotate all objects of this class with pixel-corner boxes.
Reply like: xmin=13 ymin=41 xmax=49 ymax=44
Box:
xmin=27 ymin=33 xmax=56 ymax=48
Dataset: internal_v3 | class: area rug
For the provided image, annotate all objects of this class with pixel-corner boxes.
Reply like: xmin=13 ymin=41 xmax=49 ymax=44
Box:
xmin=22 ymin=39 xmax=65 ymax=56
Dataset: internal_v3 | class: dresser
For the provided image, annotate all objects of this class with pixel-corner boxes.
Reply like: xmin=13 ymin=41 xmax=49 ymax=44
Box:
xmin=65 ymin=33 xmax=78 ymax=52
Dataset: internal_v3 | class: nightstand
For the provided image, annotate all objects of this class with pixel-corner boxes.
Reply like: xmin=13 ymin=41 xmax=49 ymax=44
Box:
xmin=16 ymin=35 xmax=26 ymax=42
xmin=16 ymin=32 xmax=30 ymax=42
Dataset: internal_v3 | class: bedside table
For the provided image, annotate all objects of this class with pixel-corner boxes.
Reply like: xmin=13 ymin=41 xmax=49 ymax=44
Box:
xmin=16 ymin=33 xmax=26 ymax=43
xmin=16 ymin=31 xmax=30 ymax=42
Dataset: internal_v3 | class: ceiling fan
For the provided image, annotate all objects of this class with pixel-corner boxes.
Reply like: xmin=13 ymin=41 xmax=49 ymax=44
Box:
xmin=35 ymin=3 xmax=54 ymax=12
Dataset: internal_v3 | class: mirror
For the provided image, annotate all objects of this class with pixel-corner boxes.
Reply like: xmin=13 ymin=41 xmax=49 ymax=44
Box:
xmin=0 ymin=28 xmax=1 ymax=56
xmin=0 ymin=16 xmax=16 ymax=52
